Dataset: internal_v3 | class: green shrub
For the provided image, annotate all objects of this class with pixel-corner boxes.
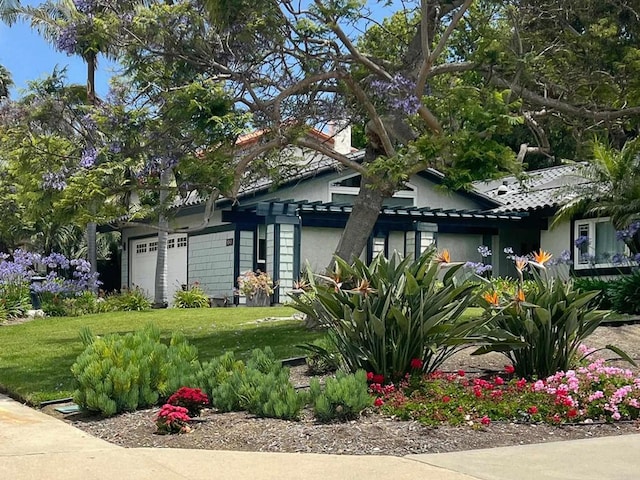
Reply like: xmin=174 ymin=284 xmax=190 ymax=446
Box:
xmin=310 ymin=370 xmax=371 ymax=422
xmin=111 ymin=287 xmax=152 ymax=311
xmin=173 ymin=283 xmax=210 ymax=308
xmin=608 ymin=270 xmax=640 ymax=315
xmin=573 ymin=277 xmax=613 ymax=310
xmin=302 ymin=336 xmax=342 ymax=375
xmin=194 ymin=351 xmax=245 ymax=412
xmin=291 ymin=250 xmax=489 ymax=380
xmin=196 ymin=347 xmax=305 ymax=420
xmin=71 ymin=323 xmax=199 ymax=416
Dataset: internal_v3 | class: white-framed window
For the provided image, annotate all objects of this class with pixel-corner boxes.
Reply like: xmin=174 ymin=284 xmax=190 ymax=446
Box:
xmin=329 ymin=173 xmax=416 ymax=207
xmin=167 ymin=238 xmax=175 ymax=249
xmin=574 ymin=218 xmax=627 ymax=269
xmin=136 ymin=243 xmax=147 ymax=254
xmin=177 ymin=236 xmax=187 ymax=248
xmin=148 ymin=241 xmax=158 ymax=252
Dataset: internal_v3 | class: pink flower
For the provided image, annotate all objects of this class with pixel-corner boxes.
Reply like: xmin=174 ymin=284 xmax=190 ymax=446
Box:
xmin=504 ymin=365 xmax=515 ymax=375
xmin=442 ymin=395 xmax=451 ymax=403
xmin=366 ymin=372 xmax=374 ymax=382
xmin=480 ymin=415 xmax=491 ymax=426
xmin=494 ymin=376 xmax=505 ymax=386
xmin=410 ymin=358 xmax=424 ymax=370
xmin=374 ymin=397 xmax=384 ymax=407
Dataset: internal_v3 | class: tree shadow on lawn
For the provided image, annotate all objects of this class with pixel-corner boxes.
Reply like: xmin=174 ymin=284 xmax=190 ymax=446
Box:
xmin=190 ymin=321 xmax=324 ymax=362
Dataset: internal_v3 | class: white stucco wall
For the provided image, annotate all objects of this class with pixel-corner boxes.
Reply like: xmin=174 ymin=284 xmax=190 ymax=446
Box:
xmin=541 ymin=220 xmax=571 ymax=257
xmin=188 ymin=230 xmax=235 ymax=298
xmin=300 ymin=227 xmax=342 ymax=273
xmin=388 ymin=231 xmax=405 ymax=258
xmin=240 ymin=170 xmax=486 ymax=211
xmin=437 ymin=233 xmax=483 ymax=263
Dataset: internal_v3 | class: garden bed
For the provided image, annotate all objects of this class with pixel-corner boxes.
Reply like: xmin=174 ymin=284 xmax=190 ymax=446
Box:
xmin=47 ymin=323 xmax=640 ymax=456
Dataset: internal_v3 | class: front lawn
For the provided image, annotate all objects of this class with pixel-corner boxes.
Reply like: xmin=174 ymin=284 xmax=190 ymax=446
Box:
xmin=0 ymin=306 xmax=323 ymax=405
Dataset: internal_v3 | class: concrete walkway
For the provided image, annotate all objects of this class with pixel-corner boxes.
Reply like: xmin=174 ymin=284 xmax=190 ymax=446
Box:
xmin=1 ymin=394 xmax=638 ymax=480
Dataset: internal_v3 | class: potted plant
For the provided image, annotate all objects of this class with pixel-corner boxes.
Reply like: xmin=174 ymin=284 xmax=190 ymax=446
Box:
xmin=237 ymin=270 xmax=275 ymax=306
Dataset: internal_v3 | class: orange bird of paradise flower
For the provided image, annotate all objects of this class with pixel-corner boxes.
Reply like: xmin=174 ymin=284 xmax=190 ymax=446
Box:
xmin=436 ymin=249 xmax=451 ymax=263
xmin=533 ymin=249 xmax=553 ymax=265
xmin=515 ymin=289 xmax=526 ymax=303
xmin=483 ymin=291 xmax=500 ymax=306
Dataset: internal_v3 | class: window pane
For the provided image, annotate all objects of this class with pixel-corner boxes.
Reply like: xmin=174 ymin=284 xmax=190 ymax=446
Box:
xmin=596 ymin=222 xmax=624 ymax=262
xmin=577 ymin=224 xmax=589 ymax=264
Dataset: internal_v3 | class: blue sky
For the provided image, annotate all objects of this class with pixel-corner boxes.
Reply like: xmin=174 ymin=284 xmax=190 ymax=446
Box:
xmin=0 ymin=1 xmax=113 ymax=98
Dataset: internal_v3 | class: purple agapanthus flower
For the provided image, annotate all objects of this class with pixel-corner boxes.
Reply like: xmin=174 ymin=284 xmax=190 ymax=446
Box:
xmin=477 ymin=245 xmax=492 ymax=258
xmin=465 ymin=261 xmax=493 ymax=275
xmin=574 ymin=235 xmax=589 ymax=248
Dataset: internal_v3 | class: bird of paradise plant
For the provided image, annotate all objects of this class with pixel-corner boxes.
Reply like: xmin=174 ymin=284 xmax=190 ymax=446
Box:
xmin=475 ymin=249 xmax=634 ymax=379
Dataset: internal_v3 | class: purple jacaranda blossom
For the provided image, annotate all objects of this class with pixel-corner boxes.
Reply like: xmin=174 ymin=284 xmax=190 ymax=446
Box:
xmin=42 ymin=170 xmax=68 ymax=191
xmin=55 ymin=24 xmax=78 ymax=55
xmin=80 ymin=147 xmax=97 ymax=168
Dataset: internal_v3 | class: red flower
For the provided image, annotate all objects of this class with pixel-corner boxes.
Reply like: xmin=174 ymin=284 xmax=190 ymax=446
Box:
xmin=516 ymin=379 xmax=527 ymax=390
xmin=366 ymin=372 xmax=374 ymax=382
xmin=442 ymin=395 xmax=451 ymax=403
xmin=480 ymin=415 xmax=491 ymax=426
xmin=552 ymin=414 xmax=562 ymax=424
xmin=374 ymin=397 xmax=384 ymax=407
xmin=527 ymin=406 xmax=538 ymax=415
xmin=504 ymin=365 xmax=515 ymax=375
xmin=372 ymin=374 xmax=385 ymax=385
xmin=494 ymin=376 xmax=505 ymax=386
xmin=457 ymin=370 xmax=466 ymax=377
xmin=567 ymin=408 xmax=578 ymax=419
xmin=410 ymin=358 xmax=424 ymax=370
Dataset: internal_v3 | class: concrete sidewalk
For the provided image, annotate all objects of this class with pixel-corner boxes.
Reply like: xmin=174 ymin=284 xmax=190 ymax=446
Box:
xmin=1 ymin=394 xmax=638 ymax=480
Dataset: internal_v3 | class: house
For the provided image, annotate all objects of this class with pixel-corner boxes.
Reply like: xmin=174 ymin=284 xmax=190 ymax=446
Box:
xmin=117 ymin=134 xmax=629 ymax=304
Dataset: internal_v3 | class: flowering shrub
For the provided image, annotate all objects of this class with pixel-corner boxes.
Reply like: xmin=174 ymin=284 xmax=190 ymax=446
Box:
xmin=155 ymin=404 xmax=191 ymax=434
xmin=167 ymin=387 xmax=209 ymax=417
xmin=0 ymin=250 xmax=100 ymax=318
xmin=237 ymin=271 xmax=275 ymax=299
xmin=375 ymin=355 xmax=640 ymax=427
xmin=291 ymin=250 xmax=496 ymax=381
xmin=476 ymin=248 xmax=632 ymax=379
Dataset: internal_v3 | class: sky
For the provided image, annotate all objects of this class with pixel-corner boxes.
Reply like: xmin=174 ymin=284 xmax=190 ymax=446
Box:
xmin=0 ymin=0 xmax=114 ymax=98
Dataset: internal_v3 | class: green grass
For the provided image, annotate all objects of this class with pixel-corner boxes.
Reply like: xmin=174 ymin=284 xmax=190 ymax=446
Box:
xmin=0 ymin=306 xmax=324 ymax=405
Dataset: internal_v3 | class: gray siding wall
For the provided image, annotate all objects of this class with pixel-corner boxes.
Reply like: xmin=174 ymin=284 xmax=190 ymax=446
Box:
xmin=239 ymin=230 xmax=254 ymax=274
xmin=188 ymin=230 xmax=235 ymax=298
xmin=266 ymin=225 xmax=275 ymax=277
xmin=278 ymin=224 xmax=296 ymax=296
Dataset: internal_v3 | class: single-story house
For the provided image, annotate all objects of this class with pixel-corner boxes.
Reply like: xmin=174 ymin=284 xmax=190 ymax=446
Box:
xmin=116 ymin=133 xmax=629 ymax=304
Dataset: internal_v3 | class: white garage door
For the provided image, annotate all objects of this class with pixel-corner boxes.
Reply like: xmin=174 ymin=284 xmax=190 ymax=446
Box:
xmin=130 ymin=234 xmax=188 ymax=304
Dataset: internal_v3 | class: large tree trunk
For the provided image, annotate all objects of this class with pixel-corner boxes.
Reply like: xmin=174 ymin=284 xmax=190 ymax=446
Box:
xmin=333 ymin=145 xmax=391 ymax=263
xmin=153 ymin=167 xmax=172 ymax=308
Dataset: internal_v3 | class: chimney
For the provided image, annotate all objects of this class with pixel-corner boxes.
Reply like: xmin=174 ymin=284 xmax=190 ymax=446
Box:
xmin=330 ymin=120 xmax=352 ymax=154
